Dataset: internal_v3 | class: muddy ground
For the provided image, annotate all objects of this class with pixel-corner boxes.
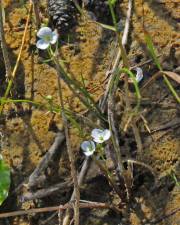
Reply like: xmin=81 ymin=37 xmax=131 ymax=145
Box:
xmin=0 ymin=0 xmax=179 ymax=224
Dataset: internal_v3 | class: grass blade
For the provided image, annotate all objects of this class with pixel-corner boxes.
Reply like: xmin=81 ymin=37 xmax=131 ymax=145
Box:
xmin=144 ymin=31 xmax=162 ymax=71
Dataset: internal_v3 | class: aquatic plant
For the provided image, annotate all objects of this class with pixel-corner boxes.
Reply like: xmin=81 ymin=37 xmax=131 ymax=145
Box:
xmin=36 ymin=27 xmax=58 ymax=50
xmin=81 ymin=141 xmax=96 ymax=156
xmin=81 ymin=128 xmax=111 ymax=157
xmin=91 ymin=128 xmax=111 ymax=144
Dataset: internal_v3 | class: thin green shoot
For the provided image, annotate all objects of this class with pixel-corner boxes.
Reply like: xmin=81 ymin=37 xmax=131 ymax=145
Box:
xmin=144 ymin=31 xmax=180 ymax=103
xmin=107 ymin=0 xmax=129 ymax=68
xmin=95 ymin=22 xmax=116 ymax=32
xmin=120 ymin=68 xmax=141 ymax=110
xmin=169 ymin=170 xmax=180 ymax=187
xmin=0 ymin=96 xmax=89 ymax=137
xmin=65 ymin=110 xmax=85 ymax=138
xmin=110 ymin=0 xmax=118 ymax=6
xmin=109 ymin=68 xmax=141 ymax=111
xmin=144 ymin=32 xmax=162 ymax=71
xmin=48 ymin=45 xmax=106 ymax=122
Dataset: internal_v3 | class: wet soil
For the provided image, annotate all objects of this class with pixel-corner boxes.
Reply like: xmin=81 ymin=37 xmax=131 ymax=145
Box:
xmin=0 ymin=0 xmax=179 ymax=225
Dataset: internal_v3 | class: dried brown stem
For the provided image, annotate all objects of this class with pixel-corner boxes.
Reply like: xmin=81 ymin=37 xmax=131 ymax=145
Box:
xmin=92 ymin=155 xmax=123 ymax=199
xmin=99 ymin=0 xmax=132 ymax=112
xmin=21 ymin=180 xmax=72 ymax=202
xmin=131 ymin=121 xmax=143 ymax=155
xmin=0 ymin=1 xmax=32 ymax=113
xmin=57 ymin=77 xmax=80 ymax=225
xmin=28 ymin=132 xmax=65 ymax=188
xmin=151 ymin=207 xmax=180 ymax=224
xmin=62 ymin=156 xmax=90 ymax=225
xmin=0 ymin=1 xmax=12 ymax=80
xmin=0 ymin=202 xmax=112 ymax=219
xmin=31 ymin=0 xmax=41 ymax=28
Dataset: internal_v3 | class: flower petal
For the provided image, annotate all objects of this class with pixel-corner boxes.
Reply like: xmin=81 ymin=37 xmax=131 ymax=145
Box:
xmin=81 ymin=141 xmax=95 ymax=156
xmin=102 ymin=129 xmax=111 ymax=141
xmin=93 ymin=137 xmax=104 ymax=144
xmin=37 ymin=27 xmax=52 ymax=39
xmin=36 ymin=39 xmax=49 ymax=50
xmin=50 ymin=30 xmax=58 ymax=44
xmin=91 ymin=129 xmax=103 ymax=139
xmin=134 ymin=67 xmax=143 ymax=82
xmin=83 ymin=149 xmax=94 ymax=157
xmin=91 ymin=128 xmax=111 ymax=143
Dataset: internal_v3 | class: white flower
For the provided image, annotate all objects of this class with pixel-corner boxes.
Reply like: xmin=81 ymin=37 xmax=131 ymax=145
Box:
xmin=81 ymin=141 xmax=96 ymax=156
xmin=45 ymin=95 xmax=53 ymax=100
xmin=0 ymin=154 xmax=3 ymax=160
xmin=91 ymin=129 xmax=111 ymax=143
xmin=36 ymin=27 xmax=58 ymax=50
xmin=134 ymin=67 xmax=143 ymax=82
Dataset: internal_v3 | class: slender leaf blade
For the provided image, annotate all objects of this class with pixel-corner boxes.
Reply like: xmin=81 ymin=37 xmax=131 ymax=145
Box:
xmin=0 ymin=157 xmax=10 ymax=206
xmin=144 ymin=32 xmax=162 ymax=71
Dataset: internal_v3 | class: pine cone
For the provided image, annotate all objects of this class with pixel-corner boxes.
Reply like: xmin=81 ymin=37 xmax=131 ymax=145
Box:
xmin=85 ymin=0 xmax=113 ymax=24
xmin=48 ymin=0 xmax=77 ymax=33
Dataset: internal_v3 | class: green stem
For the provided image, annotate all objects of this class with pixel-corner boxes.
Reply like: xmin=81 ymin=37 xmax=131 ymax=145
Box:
xmin=107 ymin=0 xmax=129 ymax=68
xmin=163 ymin=74 xmax=180 ymax=103
xmin=48 ymin=47 xmax=106 ymax=122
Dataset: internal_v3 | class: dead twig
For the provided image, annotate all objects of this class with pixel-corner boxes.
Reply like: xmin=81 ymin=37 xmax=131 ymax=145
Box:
xmin=31 ymin=0 xmax=41 ymax=29
xmin=57 ymin=76 xmax=80 ymax=225
xmin=108 ymin=84 xmax=132 ymax=202
xmin=62 ymin=155 xmax=90 ymax=225
xmin=40 ymin=212 xmax=58 ymax=225
xmin=130 ymin=54 xmax=162 ymax=70
xmin=150 ymin=207 xmax=180 ymax=224
xmin=126 ymin=159 xmax=156 ymax=179
xmin=0 ymin=202 xmax=112 ymax=219
xmin=131 ymin=121 xmax=143 ymax=156
xmin=21 ymin=180 xmax=72 ymax=202
xmin=28 ymin=132 xmax=65 ymax=188
xmin=150 ymin=118 xmax=180 ymax=133
xmin=0 ymin=1 xmax=12 ymax=80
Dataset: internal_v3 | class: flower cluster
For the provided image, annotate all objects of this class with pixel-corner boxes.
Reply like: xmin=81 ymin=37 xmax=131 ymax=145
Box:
xmin=81 ymin=129 xmax=111 ymax=156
